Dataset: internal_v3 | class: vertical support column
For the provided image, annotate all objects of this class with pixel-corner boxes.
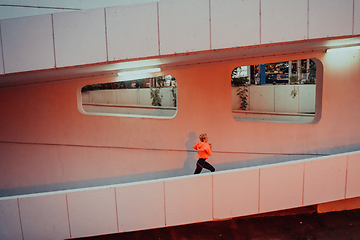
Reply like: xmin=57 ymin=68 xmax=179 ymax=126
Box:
xmin=250 ymin=65 xmax=255 ymax=84
xmin=288 ymin=60 xmax=292 ymax=84
xmin=297 ymin=60 xmax=301 ymax=81
xmin=246 ymin=66 xmax=251 ymax=84
xmin=259 ymin=64 xmax=266 ymax=85
xmin=306 ymin=59 xmax=310 ymax=80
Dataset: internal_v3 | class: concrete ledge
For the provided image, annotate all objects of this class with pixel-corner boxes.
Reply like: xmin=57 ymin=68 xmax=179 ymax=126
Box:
xmin=317 ymin=197 xmax=360 ymax=213
xmin=1 ymin=150 xmax=360 ymax=239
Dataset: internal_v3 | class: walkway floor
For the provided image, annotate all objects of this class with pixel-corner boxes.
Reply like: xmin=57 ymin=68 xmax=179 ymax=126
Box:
xmin=71 ymin=207 xmax=360 ymax=240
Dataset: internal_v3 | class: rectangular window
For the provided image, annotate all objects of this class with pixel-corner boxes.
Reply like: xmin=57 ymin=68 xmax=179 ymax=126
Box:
xmin=231 ymin=58 xmax=321 ymax=124
xmin=80 ymin=75 xmax=177 ymax=118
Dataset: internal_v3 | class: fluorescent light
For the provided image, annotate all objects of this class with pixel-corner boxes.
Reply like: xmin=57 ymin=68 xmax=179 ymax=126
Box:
xmin=117 ymin=68 xmax=161 ymax=81
xmin=327 ymin=45 xmax=360 ymax=53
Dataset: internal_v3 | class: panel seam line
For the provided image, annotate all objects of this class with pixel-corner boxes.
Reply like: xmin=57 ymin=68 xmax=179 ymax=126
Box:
xmin=51 ymin=14 xmax=57 ymax=68
xmin=66 ymin=194 xmax=72 ymax=238
xmin=157 ymin=2 xmax=161 ymax=56
xmin=209 ymin=0 xmax=212 ymax=50
xmin=212 ymin=175 xmax=214 ymax=219
xmin=307 ymin=0 xmax=310 ymax=39
xmin=114 ymin=188 xmax=120 ymax=232
xmin=163 ymin=181 xmax=167 ymax=226
xmin=302 ymin=162 xmax=305 ymax=206
xmin=258 ymin=168 xmax=261 ymax=213
xmin=104 ymin=8 xmax=109 ymax=62
xmin=344 ymin=155 xmax=349 ymax=199
xmin=0 ymin=22 xmax=5 ymax=73
xmin=259 ymin=0 xmax=261 ymax=44
xmin=17 ymin=198 xmax=24 ymax=240
xmin=353 ymin=0 xmax=355 ymax=35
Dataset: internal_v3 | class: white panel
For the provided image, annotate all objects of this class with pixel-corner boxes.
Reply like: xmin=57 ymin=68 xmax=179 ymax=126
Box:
xmin=299 ymin=85 xmax=316 ymax=113
xmin=88 ymin=89 xmax=118 ymax=105
xmin=67 ymin=188 xmax=118 ymax=238
xmin=53 ymin=8 xmax=107 ymax=68
xmin=0 ymin=0 xmax=167 ymax=21
xmin=355 ymin=0 xmax=360 ymax=35
xmin=1 ymin=14 xmax=55 ymax=74
xmin=0 ymin=198 xmax=22 ymax=240
xmin=304 ymin=156 xmax=347 ymax=206
xmin=0 ymin=36 xmax=4 ymax=75
xmin=249 ymin=86 xmax=275 ymax=112
xmin=261 ymin=0 xmax=307 ymax=43
xmin=213 ymin=169 xmax=259 ymax=219
xmin=309 ymin=0 xmax=353 ymax=39
xmin=211 ymin=0 xmax=259 ymax=49
xmin=116 ymin=181 xmax=165 ymax=232
xmin=275 ymin=85 xmax=299 ymax=113
xmin=165 ymin=175 xmax=212 ymax=226
xmin=106 ymin=3 xmax=159 ymax=61
xmin=139 ymin=88 xmax=152 ymax=106
xmin=259 ymin=162 xmax=304 ymax=213
xmin=159 ymin=0 xmax=210 ymax=55
xmin=19 ymin=193 xmax=70 ymax=240
xmin=346 ymin=153 xmax=360 ymax=198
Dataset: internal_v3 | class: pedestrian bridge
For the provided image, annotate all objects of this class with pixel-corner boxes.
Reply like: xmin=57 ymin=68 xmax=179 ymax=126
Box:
xmin=1 ymin=149 xmax=360 ymax=239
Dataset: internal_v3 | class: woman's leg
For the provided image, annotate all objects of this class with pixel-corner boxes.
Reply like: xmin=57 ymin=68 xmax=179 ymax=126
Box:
xmin=194 ymin=159 xmax=205 ymax=174
xmin=203 ymin=161 xmax=215 ymax=172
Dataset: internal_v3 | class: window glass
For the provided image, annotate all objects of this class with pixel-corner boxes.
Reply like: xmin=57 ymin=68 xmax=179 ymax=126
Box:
xmin=231 ymin=59 xmax=318 ymax=123
xmin=81 ymin=75 xmax=177 ymax=118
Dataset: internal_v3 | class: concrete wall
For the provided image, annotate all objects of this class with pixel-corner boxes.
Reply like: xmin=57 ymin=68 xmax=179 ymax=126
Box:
xmin=1 ymin=150 xmax=360 ymax=239
xmin=231 ymin=85 xmax=316 ymax=113
xmin=82 ymin=88 xmax=175 ymax=107
xmin=0 ymin=49 xmax=360 ymax=197
xmin=0 ymin=0 xmax=359 ymax=75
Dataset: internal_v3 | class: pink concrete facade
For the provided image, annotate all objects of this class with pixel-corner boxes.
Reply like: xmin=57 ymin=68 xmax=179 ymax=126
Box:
xmin=1 ymin=0 xmax=360 ymax=239
xmin=1 ymin=50 xmax=359 ymax=193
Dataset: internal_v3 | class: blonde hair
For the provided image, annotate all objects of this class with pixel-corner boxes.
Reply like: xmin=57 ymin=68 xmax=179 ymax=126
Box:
xmin=199 ymin=133 xmax=207 ymax=142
